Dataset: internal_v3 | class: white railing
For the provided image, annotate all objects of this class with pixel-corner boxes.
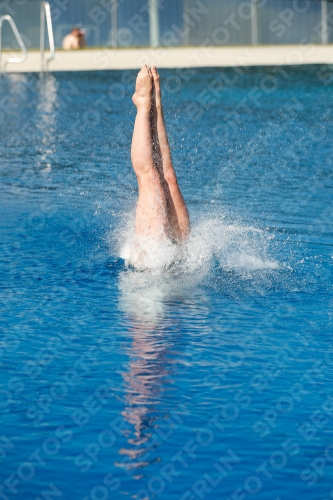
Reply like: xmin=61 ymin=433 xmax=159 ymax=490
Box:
xmin=40 ymin=1 xmax=55 ymax=72
xmin=321 ymin=0 xmax=328 ymax=44
xmin=0 ymin=15 xmax=27 ymax=73
xmin=149 ymin=0 xmax=159 ymax=48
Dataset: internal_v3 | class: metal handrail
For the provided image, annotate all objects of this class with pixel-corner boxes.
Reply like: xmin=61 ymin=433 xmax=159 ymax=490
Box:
xmin=40 ymin=1 xmax=55 ymax=72
xmin=0 ymin=15 xmax=27 ymax=73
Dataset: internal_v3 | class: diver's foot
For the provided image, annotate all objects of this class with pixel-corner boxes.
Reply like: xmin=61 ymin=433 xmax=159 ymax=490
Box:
xmin=151 ymin=66 xmax=162 ymax=109
xmin=132 ymin=65 xmax=153 ymax=111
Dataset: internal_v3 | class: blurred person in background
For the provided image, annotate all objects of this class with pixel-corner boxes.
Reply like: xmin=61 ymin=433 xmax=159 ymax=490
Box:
xmin=78 ymin=29 xmax=87 ymax=48
xmin=62 ymin=27 xmax=80 ymax=49
xmin=62 ymin=27 xmax=87 ymax=49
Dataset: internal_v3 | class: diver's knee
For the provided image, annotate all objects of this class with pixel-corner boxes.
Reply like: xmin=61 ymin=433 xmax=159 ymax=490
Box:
xmin=164 ymin=170 xmax=178 ymax=187
xmin=134 ymin=162 xmax=155 ymax=182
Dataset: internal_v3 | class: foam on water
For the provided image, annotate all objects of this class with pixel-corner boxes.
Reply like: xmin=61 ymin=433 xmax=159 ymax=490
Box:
xmin=117 ymin=214 xmax=278 ymax=275
xmin=120 ymin=231 xmax=179 ymax=272
xmin=115 ymin=214 xmax=279 ymax=327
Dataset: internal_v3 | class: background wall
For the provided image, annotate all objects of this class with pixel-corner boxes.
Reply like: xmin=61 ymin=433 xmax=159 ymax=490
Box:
xmin=1 ymin=0 xmax=332 ymax=49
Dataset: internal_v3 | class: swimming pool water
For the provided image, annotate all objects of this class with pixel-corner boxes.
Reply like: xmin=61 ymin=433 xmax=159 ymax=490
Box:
xmin=0 ymin=66 xmax=332 ymax=500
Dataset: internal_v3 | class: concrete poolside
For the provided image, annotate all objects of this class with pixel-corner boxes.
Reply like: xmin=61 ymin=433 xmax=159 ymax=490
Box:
xmin=2 ymin=45 xmax=333 ymax=72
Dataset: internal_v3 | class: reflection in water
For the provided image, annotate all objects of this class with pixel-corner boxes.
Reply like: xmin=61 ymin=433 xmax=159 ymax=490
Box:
xmin=36 ymin=74 xmax=58 ymax=174
xmin=117 ymin=270 xmax=177 ymax=470
xmin=118 ymin=269 xmax=173 ymax=327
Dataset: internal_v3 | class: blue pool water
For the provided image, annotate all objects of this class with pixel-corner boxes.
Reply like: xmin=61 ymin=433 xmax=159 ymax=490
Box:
xmin=0 ymin=66 xmax=333 ymax=500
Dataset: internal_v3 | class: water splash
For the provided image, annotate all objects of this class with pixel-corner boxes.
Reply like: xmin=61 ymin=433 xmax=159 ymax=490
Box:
xmin=116 ymin=214 xmax=278 ymax=275
xmin=113 ymin=214 xmax=280 ymax=327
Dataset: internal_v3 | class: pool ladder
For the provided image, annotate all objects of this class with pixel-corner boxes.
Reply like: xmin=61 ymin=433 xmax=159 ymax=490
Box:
xmin=0 ymin=15 xmax=27 ymax=73
xmin=40 ymin=1 xmax=55 ymax=73
xmin=0 ymin=1 xmax=55 ymax=74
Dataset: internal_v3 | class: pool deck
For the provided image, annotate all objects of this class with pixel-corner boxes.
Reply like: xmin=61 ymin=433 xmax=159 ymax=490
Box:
xmin=3 ymin=45 xmax=333 ymax=72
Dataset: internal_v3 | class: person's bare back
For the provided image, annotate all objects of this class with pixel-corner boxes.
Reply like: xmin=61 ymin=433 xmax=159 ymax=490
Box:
xmin=62 ymin=28 xmax=80 ymax=50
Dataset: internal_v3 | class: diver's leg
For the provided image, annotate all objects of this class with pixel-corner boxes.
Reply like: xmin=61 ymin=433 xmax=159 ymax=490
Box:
xmin=149 ymin=86 xmax=181 ymax=242
xmin=131 ymin=65 xmax=169 ymax=238
xmin=151 ymin=66 xmax=190 ymax=240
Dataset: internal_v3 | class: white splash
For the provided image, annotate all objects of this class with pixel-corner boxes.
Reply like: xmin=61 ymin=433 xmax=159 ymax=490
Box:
xmin=117 ymin=216 xmax=278 ymax=275
xmin=114 ymin=214 xmax=279 ymax=327
xmin=120 ymin=232 xmax=178 ymax=271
